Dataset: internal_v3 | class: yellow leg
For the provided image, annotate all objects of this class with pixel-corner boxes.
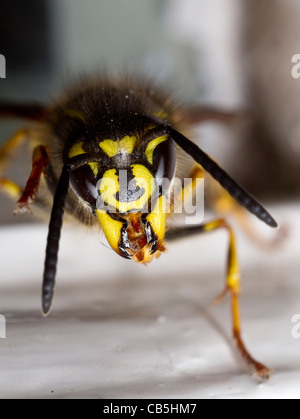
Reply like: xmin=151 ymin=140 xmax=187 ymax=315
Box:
xmin=182 ymin=165 xmax=204 ymax=203
xmin=0 ymin=128 xmax=28 ymax=175
xmin=0 ymin=129 xmax=29 ymax=202
xmin=166 ymin=218 xmax=272 ymax=378
xmin=0 ymin=178 xmax=23 ymax=200
xmin=171 ymin=165 xmax=205 ymax=213
xmin=204 ymin=218 xmax=272 ymax=378
xmin=0 ymin=130 xmax=49 ymax=214
xmin=208 ymin=181 xmax=284 ymax=249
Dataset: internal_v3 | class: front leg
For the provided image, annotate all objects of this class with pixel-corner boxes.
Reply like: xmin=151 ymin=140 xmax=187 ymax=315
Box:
xmin=14 ymin=145 xmax=49 ymax=214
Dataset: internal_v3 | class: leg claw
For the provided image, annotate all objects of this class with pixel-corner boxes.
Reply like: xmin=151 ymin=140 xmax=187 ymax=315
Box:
xmin=14 ymin=200 xmax=33 ymax=215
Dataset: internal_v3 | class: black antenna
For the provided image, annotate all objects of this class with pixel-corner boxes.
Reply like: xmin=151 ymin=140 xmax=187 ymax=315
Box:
xmin=165 ymin=126 xmax=277 ymax=228
xmin=42 ymin=165 xmax=70 ymax=316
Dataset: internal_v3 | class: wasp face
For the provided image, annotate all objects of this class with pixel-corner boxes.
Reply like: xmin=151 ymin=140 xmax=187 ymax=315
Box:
xmin=68 ymin=125 xmax=176 ymax=263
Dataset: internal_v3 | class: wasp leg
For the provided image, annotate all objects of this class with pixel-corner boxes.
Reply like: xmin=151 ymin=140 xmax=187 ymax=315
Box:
xmin=0 ymin=128 xmax=29 ymax=175
xmin=166 ymin=219 xmax=272 ymax=379
xmin=208 ymin=183 xmax=284 ymax=249
xmin=14 ymin=145 xmax=49 ymax=214
xmin=0 ymin=178 xmax=23 ymax=200
xmin=0 ymin=129 xmax=29 ymax=207
xmin=171 ymin=165 xmax=205 ymax=213
xmin=0 ymin=129 xmax=50 ymax=213
xmin=0 ymin=176 xmax=55 ymax=222
xmin=181 ymin=166 xmax=204 ymax=203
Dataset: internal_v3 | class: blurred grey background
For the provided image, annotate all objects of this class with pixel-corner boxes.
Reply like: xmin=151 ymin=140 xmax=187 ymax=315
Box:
xmin=1 ymin=0 xmax=300 ymax=224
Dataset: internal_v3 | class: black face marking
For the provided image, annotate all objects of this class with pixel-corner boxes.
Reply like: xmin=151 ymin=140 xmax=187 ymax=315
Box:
xmin=115 ymin=180 xmax=145 ymax=203
xmin=114 ymin=168 xmax=145 ymax=203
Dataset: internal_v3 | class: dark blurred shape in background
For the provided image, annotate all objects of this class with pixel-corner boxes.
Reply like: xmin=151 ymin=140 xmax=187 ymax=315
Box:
xmin=240 ymin=0 xmax=300 ymax=199
xmin=0 ymin=0 xmax=53 ymax=76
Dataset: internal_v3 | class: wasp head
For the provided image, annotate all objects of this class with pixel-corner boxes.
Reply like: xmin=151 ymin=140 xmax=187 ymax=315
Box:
xmin=68 ymin=125 xmax=176 ymax=263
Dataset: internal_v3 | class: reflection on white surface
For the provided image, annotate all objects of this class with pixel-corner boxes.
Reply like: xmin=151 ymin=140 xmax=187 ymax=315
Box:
xmin=0 ymin=203 xmax=299 ymax=398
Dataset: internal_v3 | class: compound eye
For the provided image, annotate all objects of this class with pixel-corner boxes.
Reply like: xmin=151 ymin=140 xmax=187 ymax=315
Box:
xmin=69 ymin=165 xmax=98 ymax=211
xmin=152 ymin=138 xmax=176 ymax=183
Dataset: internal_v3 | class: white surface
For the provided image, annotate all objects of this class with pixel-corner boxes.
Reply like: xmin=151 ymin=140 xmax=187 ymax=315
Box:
xmin=0 ymin=203 xmax=300 ymax=399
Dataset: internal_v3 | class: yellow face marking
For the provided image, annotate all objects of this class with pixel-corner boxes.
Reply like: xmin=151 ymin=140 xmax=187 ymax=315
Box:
xmin=99 ymin=136 xmax=136 ymax=158
xmin=99 ymin=169 xmax=119 ymax=209
xmin=145 ymin=135 xmax=168 ymax=165
xmin=96 ymin=209 xmax=123 ymax=254
xmin=146 ymin=195 xmax=168 ymax=243
xmin=99 ymin=165 xmax=155 ymax=213
xmin=68 ymin=142 xmax=98 ymax=175
xmin=88 ymin=162 xmax=98 ymax=176
xmin=68 ymin=141 xmax=86 ymax=159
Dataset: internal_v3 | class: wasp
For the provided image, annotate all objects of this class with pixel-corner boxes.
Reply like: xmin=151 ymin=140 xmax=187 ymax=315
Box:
xmin=0 ymin=76 xmax=277 ymax=378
